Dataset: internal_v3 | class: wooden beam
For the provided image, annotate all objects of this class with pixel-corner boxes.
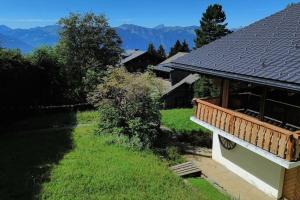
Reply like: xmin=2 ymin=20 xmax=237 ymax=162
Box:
xmin=221 ymin=79 xmax=230 ymax=108
xmin=259 ymin=87 xmax=267 ymax=121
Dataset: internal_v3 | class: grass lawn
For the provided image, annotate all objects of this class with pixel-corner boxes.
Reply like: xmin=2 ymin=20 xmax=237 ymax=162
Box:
xmin=161 ymin=108 xmax=208 ymax=134
xmin=188 ymin=178 xmax=231 ymax=200
xmin=40 ymin=126 xmax=205 ymax=200
xmin=1 ymin=110 xmax=227 ymax=200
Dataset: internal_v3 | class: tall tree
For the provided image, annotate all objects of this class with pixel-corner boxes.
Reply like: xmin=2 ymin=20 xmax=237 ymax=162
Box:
xmin=157 ymin=44 xmax=166 ymax=59
xmin=195 ymin=4 xmax=231 ymax=48
xmin=58 ymin=12 xmax=122 ymax=100
xmin=181 ymin=40 xmax=190 ymax=53
xmin=169 ymin=40 xmax=182 ymax=57
xmin=147 ymin=43 xmax=157 ymax=56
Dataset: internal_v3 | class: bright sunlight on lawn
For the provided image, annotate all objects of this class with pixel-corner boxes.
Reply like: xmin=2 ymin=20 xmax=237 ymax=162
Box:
xmin=41 ymin=126 xmax=204 ymax=200
xmin=1 ymin=110 xmax=228 ymax=200
xmin=161 ymin=108 xmax=208 ymax=134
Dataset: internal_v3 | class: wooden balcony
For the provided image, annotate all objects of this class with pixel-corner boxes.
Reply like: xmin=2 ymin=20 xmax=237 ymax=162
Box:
xmin=193 ymin=98 xmax=300 ymax=162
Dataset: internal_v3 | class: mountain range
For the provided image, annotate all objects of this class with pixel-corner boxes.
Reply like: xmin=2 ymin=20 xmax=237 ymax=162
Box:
xmin=0 ymin=24 xmax=198 ymax=53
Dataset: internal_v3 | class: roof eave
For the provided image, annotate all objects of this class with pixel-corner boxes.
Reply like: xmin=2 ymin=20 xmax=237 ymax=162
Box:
xmin=171 ymin=62 xmax=300 ymax=92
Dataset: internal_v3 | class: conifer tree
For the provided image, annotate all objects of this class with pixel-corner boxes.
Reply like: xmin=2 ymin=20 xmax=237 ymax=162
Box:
xmin=147 ymin=43 xmax=157 ymax=56
xmin=181 ymin=40 xmax=190 ymax=52
xmin=157 ymin=44 xmax=166 ymax=59
xmin=195 ymin=4 xmax=231 ymax=48
xmin=169 ymin=40 xmax=182 ymax=57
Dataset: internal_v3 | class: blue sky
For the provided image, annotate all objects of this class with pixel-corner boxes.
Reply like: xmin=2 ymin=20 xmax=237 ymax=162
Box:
xmin=0 ymin=0 xmax=298 ymax=29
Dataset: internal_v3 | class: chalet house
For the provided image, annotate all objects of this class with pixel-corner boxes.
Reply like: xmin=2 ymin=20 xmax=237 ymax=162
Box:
xmin=169 ymin=4 xmax=300 ymax=200
xmin=153 ymin=52 xmax=200 ymax=108
xmin=162 ymin=74 xmax=199 ymax=109
xmin=153 ymin=52 xmax=188 ymax=79
xmin=121 ymin=49 xmax=162 ymax=73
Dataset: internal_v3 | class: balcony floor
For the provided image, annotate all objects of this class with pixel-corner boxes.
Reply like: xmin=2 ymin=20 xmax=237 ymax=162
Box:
xmin=184 ymin=155 xmax=275 ymax=200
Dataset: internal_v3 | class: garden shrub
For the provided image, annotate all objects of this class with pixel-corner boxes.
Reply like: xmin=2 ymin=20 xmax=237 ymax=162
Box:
xmin=88 ymin=67 xmax=164 ymax=149
xmin=194 ymin=75 xmax=220 ymax=98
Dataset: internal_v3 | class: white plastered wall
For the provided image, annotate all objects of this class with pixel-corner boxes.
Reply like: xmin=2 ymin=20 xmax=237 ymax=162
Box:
xmin=212 ymin=131 xmax=285 ymax=199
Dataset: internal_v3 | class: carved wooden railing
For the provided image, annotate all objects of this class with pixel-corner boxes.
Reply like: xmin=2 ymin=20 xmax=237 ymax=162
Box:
xmin=193 ymin=99 xmax=300 ymax=161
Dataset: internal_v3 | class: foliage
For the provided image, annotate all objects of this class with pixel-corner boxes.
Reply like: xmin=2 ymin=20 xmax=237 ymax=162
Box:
xmin=0 ymin=12 xmax=124 ymax=126
xmin=161 ymin=108 xmax=208 ymax=134
xmin=188 ymin=178 xmax=231 ymax=200
xmin=39 ymin=126 xmax=205 ymax=200
xmin=195 ymin=4 xmax=231 ymax=48
xmin=194 ymin=75 xmax=220 ymax=98
xmin=2 ymin=111 xmax=228 ymax=199
xmin=147 ymin=43 xmax=164 ymax=65
xmin=287 ymin=2 xmax=297 ymax=8
xmin=161 ymin=108 xmax=211 ymax=147
xmin=147 ymin=42 xmax=157 ymax=56
xmin=157 ymin=44 xmax=167 ymax=59
xmin=181 ymin=40 xmax=190 ymax=52
xmin=165 ymin=146 xmax=185 ymax=165
xmin=169 ymin=40 xmax=190 ymax=57
xmin=0 ymin=47 xmax=70 ymax=109
xmin=1 ymin=123 xmax=204 ymax=200
xmin=88 ymin=68 xmax=165 ymax=149
xmin=58 ymin=12 xmax=122 ymax=100
xmin=27 ymin=46 xmax=69 ymax=104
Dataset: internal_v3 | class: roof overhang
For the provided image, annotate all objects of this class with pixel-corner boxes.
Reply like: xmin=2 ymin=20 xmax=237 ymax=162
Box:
xmin=171 ymin=62 xmax=300 ymax=92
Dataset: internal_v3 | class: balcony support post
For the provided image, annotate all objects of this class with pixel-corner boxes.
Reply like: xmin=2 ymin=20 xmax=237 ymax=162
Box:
xmin=259 ymin=87 xmax=267 ymax=121
xmin=221 ymin=79 xmax=230 ymax=108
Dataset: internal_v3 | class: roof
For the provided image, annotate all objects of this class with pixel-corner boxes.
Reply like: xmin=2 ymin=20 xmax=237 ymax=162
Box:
xmin=163 ymin=74 xmax=199 ymax=96
xmin=121 ymin=50 xmax=146 ymax=64
xmin=153 ymin=52 xmax=188 ymax=73
xmin=170 ymin=4 xmax=300 ymax=92
xmin=153 ymin=63 xmax=173 ymax=73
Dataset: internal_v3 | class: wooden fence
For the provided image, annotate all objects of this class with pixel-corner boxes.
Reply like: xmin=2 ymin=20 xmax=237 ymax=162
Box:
xmin=193 ymin=99 xmax=300 ymax=161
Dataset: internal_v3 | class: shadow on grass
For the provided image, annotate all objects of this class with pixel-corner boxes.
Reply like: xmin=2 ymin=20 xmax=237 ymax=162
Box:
xmin=155 ymin=128 xmax=212 ymax=149
xmin=0 ymin=112 xmax=76 ymax=200
xmin=153 ymin=128 xmax=212 ymax=165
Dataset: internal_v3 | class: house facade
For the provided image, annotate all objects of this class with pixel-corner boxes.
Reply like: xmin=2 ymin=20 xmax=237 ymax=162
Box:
xmin=153 ymin=52 xmax=188 ymax=80
xmin=121 ymin=50 xmax=162 ymax=73
xmin=169 ymin=4 xmax=300 ymax=200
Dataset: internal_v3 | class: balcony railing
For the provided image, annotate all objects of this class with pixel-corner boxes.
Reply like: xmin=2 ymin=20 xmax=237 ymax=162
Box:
xmin=193 ymin=98 xmax=300 ymax=161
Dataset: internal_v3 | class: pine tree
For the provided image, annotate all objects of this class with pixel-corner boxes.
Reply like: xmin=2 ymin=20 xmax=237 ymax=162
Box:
xmin=181 ymin=40 xmax=190 ymax=52
xmin=195 ymin=4 xmax=231 ymax=48
xmin=157 ymin=44 xmax=166 ymax=59
xmin=147 ymin=43 xmax=157 ymax=56
xmin=169 ymin=40 xmax=182 ymax=57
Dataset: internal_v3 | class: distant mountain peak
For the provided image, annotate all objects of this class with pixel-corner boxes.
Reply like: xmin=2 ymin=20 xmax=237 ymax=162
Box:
xmin=0 ymin=25 xmax=12 ymax=32
xmin=153 ymin=24 xmax=165 ymax=29
xmin=117 ymin=24 xmax=145 ymax=29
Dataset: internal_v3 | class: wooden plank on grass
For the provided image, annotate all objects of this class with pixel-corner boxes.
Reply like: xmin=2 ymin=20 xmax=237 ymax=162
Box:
xmin=170 ymin=162 xmax=201 ymax=177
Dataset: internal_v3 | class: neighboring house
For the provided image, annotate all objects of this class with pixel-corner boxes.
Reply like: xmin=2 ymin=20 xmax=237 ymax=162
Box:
xmin=121 ymin=49 xmax=162 ymax=73
xmin=169 ymin=4 xmax=300 ymax=200
xmin=154 ymin=52 xmax=196 ymax=109
xmin=162 ymin=74 xmax=199 ymax=109
xmin=153 ymin=52 xmax=188 ymax=79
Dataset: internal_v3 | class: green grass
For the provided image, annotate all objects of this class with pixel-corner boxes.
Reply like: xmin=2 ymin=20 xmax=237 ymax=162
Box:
xmin=161 ymin=108 xmax=208 ymax=134
xmin=188 ymin=178 xmax=231 ymax=200
xmin=1 ymin=110 xmax=226 ymax=200
xmin=0 ymin=128 xmax=74 ymax=200
xmin=40 ymin=126 xmax=205 ymax=200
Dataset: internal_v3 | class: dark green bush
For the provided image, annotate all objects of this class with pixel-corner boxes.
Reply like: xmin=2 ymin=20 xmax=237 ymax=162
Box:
xmin=88 ymin=68 xmax=164 ymax=149
xmin=194 ymin=75 xmax=220 ymax=98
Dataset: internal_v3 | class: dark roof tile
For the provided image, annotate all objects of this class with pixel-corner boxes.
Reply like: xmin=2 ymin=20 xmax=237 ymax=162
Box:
xmin=171 ymin=4 xmax=300 ymax=91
